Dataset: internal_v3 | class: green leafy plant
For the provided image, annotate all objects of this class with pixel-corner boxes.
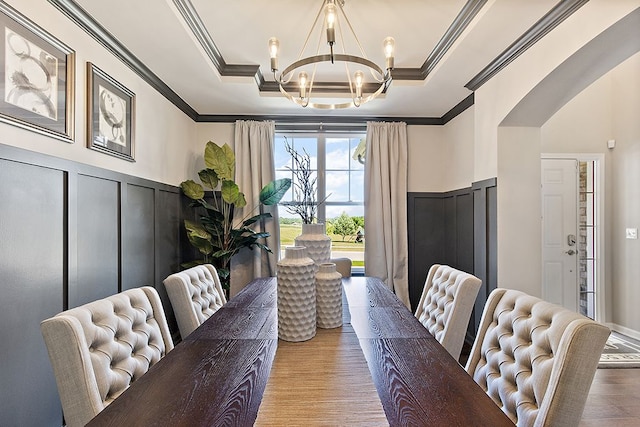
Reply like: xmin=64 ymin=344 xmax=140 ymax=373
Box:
xmin=181 ymin=141 xmax=291 ymax=291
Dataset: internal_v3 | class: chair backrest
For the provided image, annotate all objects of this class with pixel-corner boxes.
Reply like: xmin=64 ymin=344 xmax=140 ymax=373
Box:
xmin=414 ymin=264 xmax=482 ymax=360
xmin=465 ymin=288 xmax=610 ymax=427
xmin=41 ymin=286 xmax=174 ymax=427
xmin=163 ymin=264 xmax=227 ymax=338
xmin=330 ymin=257 xmax=352 ymax=278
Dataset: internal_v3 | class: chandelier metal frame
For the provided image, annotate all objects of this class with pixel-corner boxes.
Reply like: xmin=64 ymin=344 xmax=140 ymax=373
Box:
xmin=268 ymin=0 xmax=395 ymax=109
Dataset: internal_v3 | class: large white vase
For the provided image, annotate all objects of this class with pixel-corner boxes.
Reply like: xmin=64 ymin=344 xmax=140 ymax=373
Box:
xmin=316 ymin=262 xmax=343 ymax=329
xmin=294 ymin=223 xmax=331 ymax=265
xmin=276 ymin=246 xmax=316 ymax=342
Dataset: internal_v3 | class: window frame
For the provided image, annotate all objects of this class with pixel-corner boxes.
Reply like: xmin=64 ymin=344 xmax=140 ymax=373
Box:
xmin=275 ymin=131 xmax=365 ymax=224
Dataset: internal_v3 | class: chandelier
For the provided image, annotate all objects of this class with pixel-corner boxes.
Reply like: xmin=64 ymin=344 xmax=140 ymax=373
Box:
xmin=268 ymin=0 xmax=395 ymax=109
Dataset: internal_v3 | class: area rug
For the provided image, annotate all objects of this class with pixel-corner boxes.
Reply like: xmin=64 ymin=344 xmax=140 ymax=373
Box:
xmin=598 ymin=331 xmax=640 ymax=368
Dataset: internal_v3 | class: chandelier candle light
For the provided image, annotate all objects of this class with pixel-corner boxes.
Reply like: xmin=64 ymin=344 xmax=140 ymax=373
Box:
xmin=268 ymin=0 xmax=395 ymax=109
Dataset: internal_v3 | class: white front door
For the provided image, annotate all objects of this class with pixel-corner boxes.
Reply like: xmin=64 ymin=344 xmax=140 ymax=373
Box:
xmin=541 ymin=158 xmax=578 ymax=312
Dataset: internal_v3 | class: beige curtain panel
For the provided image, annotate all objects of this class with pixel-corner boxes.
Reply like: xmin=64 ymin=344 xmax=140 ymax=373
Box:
xmin=231 ymin=120 xmax=280 ymax=297
xmin=364 ymin=121 xmax=410 ymax=308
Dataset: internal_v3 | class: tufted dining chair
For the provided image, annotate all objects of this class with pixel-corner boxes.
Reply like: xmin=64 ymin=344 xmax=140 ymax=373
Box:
xmin=465 ymin=288 xmax=610 ymax=427
xmin=163 ymin=264 xmax=227 ymax=339
xmin=414 ymin=264 xmax=482 ymax=360
xmin=41 ymin=286 xmax=174 ymax=427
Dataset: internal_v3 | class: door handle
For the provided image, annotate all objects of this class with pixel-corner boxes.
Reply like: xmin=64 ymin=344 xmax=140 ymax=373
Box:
xmin=565 ymin=249 xmax=576 ymax=255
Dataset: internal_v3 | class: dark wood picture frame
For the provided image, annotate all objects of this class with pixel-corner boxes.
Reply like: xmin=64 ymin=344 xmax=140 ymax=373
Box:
xmin=87 ymin=62 xmax=135 ymax=162
xmin=0 ymin=1 xmax=75 ymax=142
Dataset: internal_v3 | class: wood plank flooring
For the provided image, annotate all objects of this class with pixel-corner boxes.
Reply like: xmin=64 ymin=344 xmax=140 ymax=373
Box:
xmin=579 ymin=368 xmax=640 ymax=426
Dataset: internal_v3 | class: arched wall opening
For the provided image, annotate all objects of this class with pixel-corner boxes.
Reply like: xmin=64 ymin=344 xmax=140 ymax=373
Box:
xmin=495 ymin=7 xmax=640 ymax=327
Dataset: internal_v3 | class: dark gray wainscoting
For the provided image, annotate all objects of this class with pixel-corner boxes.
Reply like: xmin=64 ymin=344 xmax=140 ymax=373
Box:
xmin=407 ymin=178 xmax=497 ymax=338
xmin=0 ymin=143 xmax=182 ymax=426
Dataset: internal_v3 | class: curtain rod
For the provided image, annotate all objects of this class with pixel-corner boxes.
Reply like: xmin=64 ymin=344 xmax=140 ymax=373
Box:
xmin=275 ymin=123 xmax=366 ymax=134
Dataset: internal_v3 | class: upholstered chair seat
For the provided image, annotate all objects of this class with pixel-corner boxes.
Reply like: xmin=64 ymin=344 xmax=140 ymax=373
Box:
xmin=466 ymin=288 xmax=610 ymax=427
xmin=41 ymin=286 xmax=174 ymax=427
xmin=414 ymin=264 xmax=482 ymax=360
xmin=163 ymin=264 xmax=227 ymax=338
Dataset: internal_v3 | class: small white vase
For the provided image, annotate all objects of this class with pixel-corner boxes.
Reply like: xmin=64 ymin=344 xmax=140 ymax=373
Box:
xmin=276 ymin=246 xmax=316 ymax=342
xmin=295 ymin=223 xmax=331 ymax=265
xmin=316 ymin=262 xmax=343 ymax=329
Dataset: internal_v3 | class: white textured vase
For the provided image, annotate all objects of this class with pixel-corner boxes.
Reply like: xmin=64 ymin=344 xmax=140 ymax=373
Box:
xmin=295 ymin=223 xmax=331 ymax=265
xmin=276 ymin=246 xmax=317 ymax=342
xmin=316 ymin=262 xmax=343 ymax=329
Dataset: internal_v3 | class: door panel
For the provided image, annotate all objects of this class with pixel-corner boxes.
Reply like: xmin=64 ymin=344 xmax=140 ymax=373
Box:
xmin=541 ymin=159 xmax=578 ymax=311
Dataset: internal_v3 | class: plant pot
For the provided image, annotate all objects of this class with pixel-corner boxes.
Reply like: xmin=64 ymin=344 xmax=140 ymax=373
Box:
xmin=316 ymin=262 xmax=343 ymax=329
xmin=295 ymin=223 xmax=331 ymax=265
xmin=276 ymin=246 xmax=316 ymax=342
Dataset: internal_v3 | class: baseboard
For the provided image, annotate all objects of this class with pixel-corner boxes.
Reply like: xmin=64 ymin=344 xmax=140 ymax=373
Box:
xmin=607 ymin=323 xmax=640 ymax=341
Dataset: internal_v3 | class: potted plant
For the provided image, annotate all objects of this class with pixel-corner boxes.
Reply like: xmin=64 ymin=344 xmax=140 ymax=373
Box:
xmin=180 ymin=141 xmax=291 ymax=292
xmin=284 ymin=139 xmax=332 ymax=264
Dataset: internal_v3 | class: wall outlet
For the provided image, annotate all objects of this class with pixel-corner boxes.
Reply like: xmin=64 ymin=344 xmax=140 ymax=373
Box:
xmin=626 ymin=228 xmax=638 ymax=239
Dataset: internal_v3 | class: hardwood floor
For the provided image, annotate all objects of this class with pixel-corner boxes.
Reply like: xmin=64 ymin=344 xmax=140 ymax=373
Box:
xmin=579 ymin=368 xmax=640 ymax=426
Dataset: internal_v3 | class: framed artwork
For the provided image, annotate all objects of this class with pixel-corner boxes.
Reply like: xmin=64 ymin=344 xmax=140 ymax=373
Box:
xmin=0 ymin=1 xmax=75 ymax=142
xmin=87 ymin=62 xmax=135 ymax=162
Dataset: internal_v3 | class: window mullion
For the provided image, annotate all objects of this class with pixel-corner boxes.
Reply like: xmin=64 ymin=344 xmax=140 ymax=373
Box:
xmin=317 ymin=135 xmax=326 ymax=224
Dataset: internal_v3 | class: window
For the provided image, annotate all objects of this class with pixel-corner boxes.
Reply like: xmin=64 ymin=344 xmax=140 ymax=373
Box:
xmin=274 ymin=133 xmax=366 ymax=273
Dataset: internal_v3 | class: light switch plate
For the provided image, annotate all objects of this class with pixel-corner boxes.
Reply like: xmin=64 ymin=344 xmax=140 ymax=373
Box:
xmin=626 ymin=228 xmax=638 ymax=239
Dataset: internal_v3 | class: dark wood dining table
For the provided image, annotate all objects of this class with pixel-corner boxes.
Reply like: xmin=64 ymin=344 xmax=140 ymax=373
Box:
xmin=87 ymin=276 xmax=514 ymax=426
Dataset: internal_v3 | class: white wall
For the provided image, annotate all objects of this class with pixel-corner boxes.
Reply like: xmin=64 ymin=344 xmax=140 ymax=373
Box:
xmin=0 ymin=0 xmax=196 ymax=186
xmin=406 ymin=106 xmax=475 ymax=193
xmin=406 ymin=125 xmax=445 ymax=192
xmin=442 ymin=106 xmax=475 ymax=192
xmin=496 ymin=126 xmax=542 ymax=296
xmin=474 ymin=0 xmax=639 ymax=297
xmin=540 ymin=52 xmax=640 ymax=331
xmin=540 ymin=61 xmax=616 ymax=320
xmin=475 ymin=1 xmax=638 ymax=181
xmin=610 ymin=53 xmax=640 ymax=330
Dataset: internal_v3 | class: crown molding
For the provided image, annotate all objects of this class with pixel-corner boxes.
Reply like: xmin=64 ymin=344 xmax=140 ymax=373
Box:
xmin=465 ymin=0 xmax=590 ymax=91
xmin=171 ymin=0 xmax=261 ymax=79
xmin=47 ymin=0 xmax=199 ymax=121
xmin=441 ymin=93 xmax=474 ymax=124
xmin=393 ymin=0 xmax=487 ymax=80
xmin=48 ymin=0 xmax=578 ymax=125
xmin=196 ymin=114 xmax=442 ymax=125
xmin=173 ymin=0 xmax=487 ymax=91
xmin=195 ymin=92 xmax=474 ymax=125
xmin=48 ymin=0 xmax=478 ymax=124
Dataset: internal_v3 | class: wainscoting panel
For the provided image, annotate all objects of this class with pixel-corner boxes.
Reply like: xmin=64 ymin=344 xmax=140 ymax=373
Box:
xmin=456 ymin=192 xmax=475 ymax=274
xmin=74 ymin=174 xmax=120 ymax=307
xmin=122 ymin=183 xmax=156 ymax=291
xmin=155 ymin=187 xmax=183 ymax=335
xmin=407 ymin=194 xmax=446 ymax=308
xmin=471 ymin=179 xmax=498 ymax=335
xmin=0 ymin=158 xmax=65 ymax=426
xmin=407 ymin=178 xmax=497 ymax=338
xmin=0 ymin=143 xmax=185 ymax=426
